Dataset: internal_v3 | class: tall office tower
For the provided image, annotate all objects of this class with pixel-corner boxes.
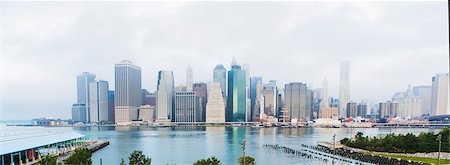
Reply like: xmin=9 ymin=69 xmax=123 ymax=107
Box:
xmin=251 ymin=80 xmax=264 ymax=121
xmin=71 ymin=103 xmax=87 ymax=123
xmin=431 ymin=73 xmax=449 ymax=115
xmin=413 ymin=86 xmax=432 ymax=115
xmin=378 ymin=101 xmax=399 ymax=119
xmin=108 ymin=91 xmax=115 ymax=123
xmin=88 ymin=80 xmax=109 ymax=123
xmin=321 ymin=77 xmax=329 ymax=107
xmin=262 ymin=80 xmax=277 ymax=117
xmin=74 ymin=72 xmax=96 ymax=123
xmin=276 ymin=90 xmax=283 ymax=118
xmin=114 ymin=60 xmax=142 ymax=124
xmin=346 ymin=102 xmax=357 ymax=118
xmin=226 ymin=64 xmax=247 ymax=122
xmin=213 ymin=64 xmax=227 ymax=98
xmin=250 ymin=76 xmax=262 ymax=119
xmin=206 ymin=83 xmax=226 ymax=123
xmin=242 ymin=64 xmax=251 ymax=122
xmin=392 ymin=85 xmax=422 ymax=118
xmin=357 ymin=102 xmax=368 ymax=118
xmin=156 ymin=70 xmax=175 ymax=122
xmin=284 ymin=82 xmax=310 ymax=122
xmin=193 ymin=82 xmax=208 ymax=121
xmin=186 ymin=65 xmax=193 ymax=91
xmin=339 ymin=61 xmax=350 ymax=117
xmin=174 ymin=91 xmax=202 ymax=122
xmin=306 ymin=88 xmax=313 ymax=120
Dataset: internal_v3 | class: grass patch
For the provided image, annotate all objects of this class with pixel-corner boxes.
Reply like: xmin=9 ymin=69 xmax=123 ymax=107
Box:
xmin=372 ymin=152 xmax=450 ymax=164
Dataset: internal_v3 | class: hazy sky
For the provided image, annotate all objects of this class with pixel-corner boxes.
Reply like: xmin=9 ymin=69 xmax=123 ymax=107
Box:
xmin=0 ymin=1 xmax=448 ymax=120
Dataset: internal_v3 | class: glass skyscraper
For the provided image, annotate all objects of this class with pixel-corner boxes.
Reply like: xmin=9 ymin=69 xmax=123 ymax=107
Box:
xmin=74 ymin=72 xmax=95 ymax=123
xmin=114 ymin=60 xmax=142 ymax=124
xmin=226 ymin=64 xmax=246 ymax=122
xmin=250 ymin=76 xmax=262 ymax=119
xmin=213 ymin=64 xmax=227 ymax=98
xmin=156 ymin=70 xmax=175 ymax=122
xmin=89 ymin=80 xmax=109 ymax=123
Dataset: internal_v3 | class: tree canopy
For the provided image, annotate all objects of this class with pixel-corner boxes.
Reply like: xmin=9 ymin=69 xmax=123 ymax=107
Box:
xmin=193 ymin=156 xmax=222 ymax=165
xmin=63 ymin=148 xmax=92 ymax=165
xmin=238 ymin=156 xmax=255 ymax=165
xmin=128 ymin=150 xmax=152 ymax=165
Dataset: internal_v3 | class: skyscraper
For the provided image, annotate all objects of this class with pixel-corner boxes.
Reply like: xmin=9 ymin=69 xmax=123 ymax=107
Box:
xmin=73 ymin=72 xmax=96 ymax=123
xmin=250 ymin=76 xmax=262 ymax=119
xmin=378 ymin=101 xmax=399 ymax=119
xmin=226 ymin=64 xmax=246 ymax=122
xmin=174 ymin=91 xmax=202 ymax=122
xmin=242 ymin=64 xmax=251 ymax=122
xmin=156 ymin=70 xmax=175 ymax=122
xmin=284 ymin=82 xmax=310 ymax=122
xmin=193 ymin=82 xmax=208 ymax=121
xmin=108 ymin=91 xmax=115 ymax=123
xmin=357 ymin=102 xmax=368 ymax=118
xmin=89 ymin=80 xmax=109 ymax=123
xmin=114 ymin=60 xmax=142 ymax=124
xmin=206 ymin=83 xmax=226 ymax=123
xmin=392 ymin=85 xmax=422 ymax=118
xmin=186 ymin=65 xmax=193 ymax=91
xmin=320 ymin=77 xmax=329 ymax=107
xmin=346 ymin=102 xmax=357 ymax=118
xmin=71 ymin=103 xmax=86 ymax=123
xmin=413 ymin=86 xmax=432 ymax=115
xmin=213 ymin=64 xmax=227 ymax=98
xmin=339 ymin=61 xmax=350 ymax=117
xmin=262 ymin=80 xmax=277 ymax=117
xmin=431 ymin=73 xmax=449 ymax=115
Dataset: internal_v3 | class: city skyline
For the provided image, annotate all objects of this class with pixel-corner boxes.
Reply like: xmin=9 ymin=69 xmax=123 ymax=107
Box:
xmin=1 ymin=1 xmax=448 ymax=120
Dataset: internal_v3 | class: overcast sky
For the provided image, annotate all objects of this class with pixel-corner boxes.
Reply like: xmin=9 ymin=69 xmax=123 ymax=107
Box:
xmin=0 ymin=1 xmax=448 ymax=120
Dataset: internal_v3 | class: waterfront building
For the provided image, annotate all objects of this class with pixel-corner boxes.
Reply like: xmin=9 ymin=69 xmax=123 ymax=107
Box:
xmin=213 ymin=64 xmax=227 ymax=98
xmin=378 ymin=101 xmax=399 ymax=119
xmin=193 ymin=82 xmax=208 ymax=122
xmin=88 ymin=80 xmax=109 ymax=123
xmin=156 ymin=70 xmax=175 ymax=122
xmin=108 ymin=91 xmax=115 ymax=123
xmin=114 ymin=60 xmax=142 ymax=124
xmin=392 ymin=85 xmax=422 ymax=118
xmin=431 ymin=73 xmax=449 ymax=115
xmin=174 ymin=91 xmax=202 ymax=122
xmin=138 ymin=105 xmax=155 ymax=122
xmin=71 ymin=103 xmax=86 ymax=123
xmin=346 ymin=102 xmax=357 ymax=118
xmin=186 ymin=65 xmax=193 ymax=91
xmin=284 ymin=82 xmax=310 ymax=122
xmin=73 ymin=72 xmax=96 ymax=123
xmin=250 ymin=76 xmax=262 ymax=119
xmin=206 ymin=83 xmax=226 ymax=123
xmin=357 ymin=102 xmax=368 ymax=118
xmin=413 ymin=86 xmax=432 ymax=115
xmin=339 ymin=61 xmax=350 ymax=117
xmin=226 ymin=64 xmax=247 ymax=122
xmin=319 ymin=107 xmax=338 ymax=119
xmin=262 ymin=80 xmax=277 ymax=117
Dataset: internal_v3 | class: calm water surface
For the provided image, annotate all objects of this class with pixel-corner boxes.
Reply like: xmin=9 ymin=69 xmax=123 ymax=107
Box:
xmin=70 ymin=126 xmax=441 ymax=165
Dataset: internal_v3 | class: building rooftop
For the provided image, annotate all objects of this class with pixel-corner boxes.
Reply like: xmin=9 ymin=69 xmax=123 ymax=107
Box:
xmin=0 ymin=126 xmax=84 ymax=155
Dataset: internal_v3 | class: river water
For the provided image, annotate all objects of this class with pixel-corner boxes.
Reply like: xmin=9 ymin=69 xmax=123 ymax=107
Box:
xmin=67 ymin=126 xmax=442 ymax=165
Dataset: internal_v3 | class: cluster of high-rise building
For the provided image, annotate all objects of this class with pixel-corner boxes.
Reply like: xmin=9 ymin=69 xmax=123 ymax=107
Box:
xmin=72 ymin=59 xmax=449 ymax=125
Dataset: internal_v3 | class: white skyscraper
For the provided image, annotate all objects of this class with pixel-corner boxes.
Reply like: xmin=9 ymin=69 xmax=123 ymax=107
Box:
xmin=89 ymin=80 xmax=109 ymax=123
xmin=206 ymin=83 xmax=226 ymax=123
xmin=431 ymin=73 xmax=449 ymax=115
xmin=156 ymin=70 xmax=175 ymax=122
xmin=114 ymin=60 xmax=142 ymax=125
xmin=242 ymin=63 xmax=251 ymax=122
xmin=339 ymin=61 xmax=350 ymax=117
xmin=74 ymin=72 xmax=96 ymax=123
xmin=392 ymin=85 xmax=422 ymax=118
xmin=186 ymin=64 xmax=193 ymax=91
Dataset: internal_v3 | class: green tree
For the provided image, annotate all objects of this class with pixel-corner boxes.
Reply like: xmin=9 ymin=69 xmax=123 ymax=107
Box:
xmin=193 ymin=156 xmax=222 ymax=165
xmin=63 ymin=148 xmax=92 ymax=165
xmin=129 ymin=150 xmax=151 ymax=165
xmin=238 ymin=156 xmax=255 ymax=165
xmin=40 ymin=155 xmax=57 ymax=165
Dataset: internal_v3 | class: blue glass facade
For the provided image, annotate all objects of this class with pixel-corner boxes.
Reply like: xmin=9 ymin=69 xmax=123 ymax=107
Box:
xmin=226 ymin=65 xmax=246 ymax=122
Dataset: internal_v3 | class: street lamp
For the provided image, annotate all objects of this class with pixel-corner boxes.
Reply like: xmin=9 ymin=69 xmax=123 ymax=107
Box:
xmin=437 ymin=134 xmax=442 ymax=165
xmin=241 ymin=140 xmax=246 ymax=165
xmin=332 ymin=134 xmax=336 ymax=165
